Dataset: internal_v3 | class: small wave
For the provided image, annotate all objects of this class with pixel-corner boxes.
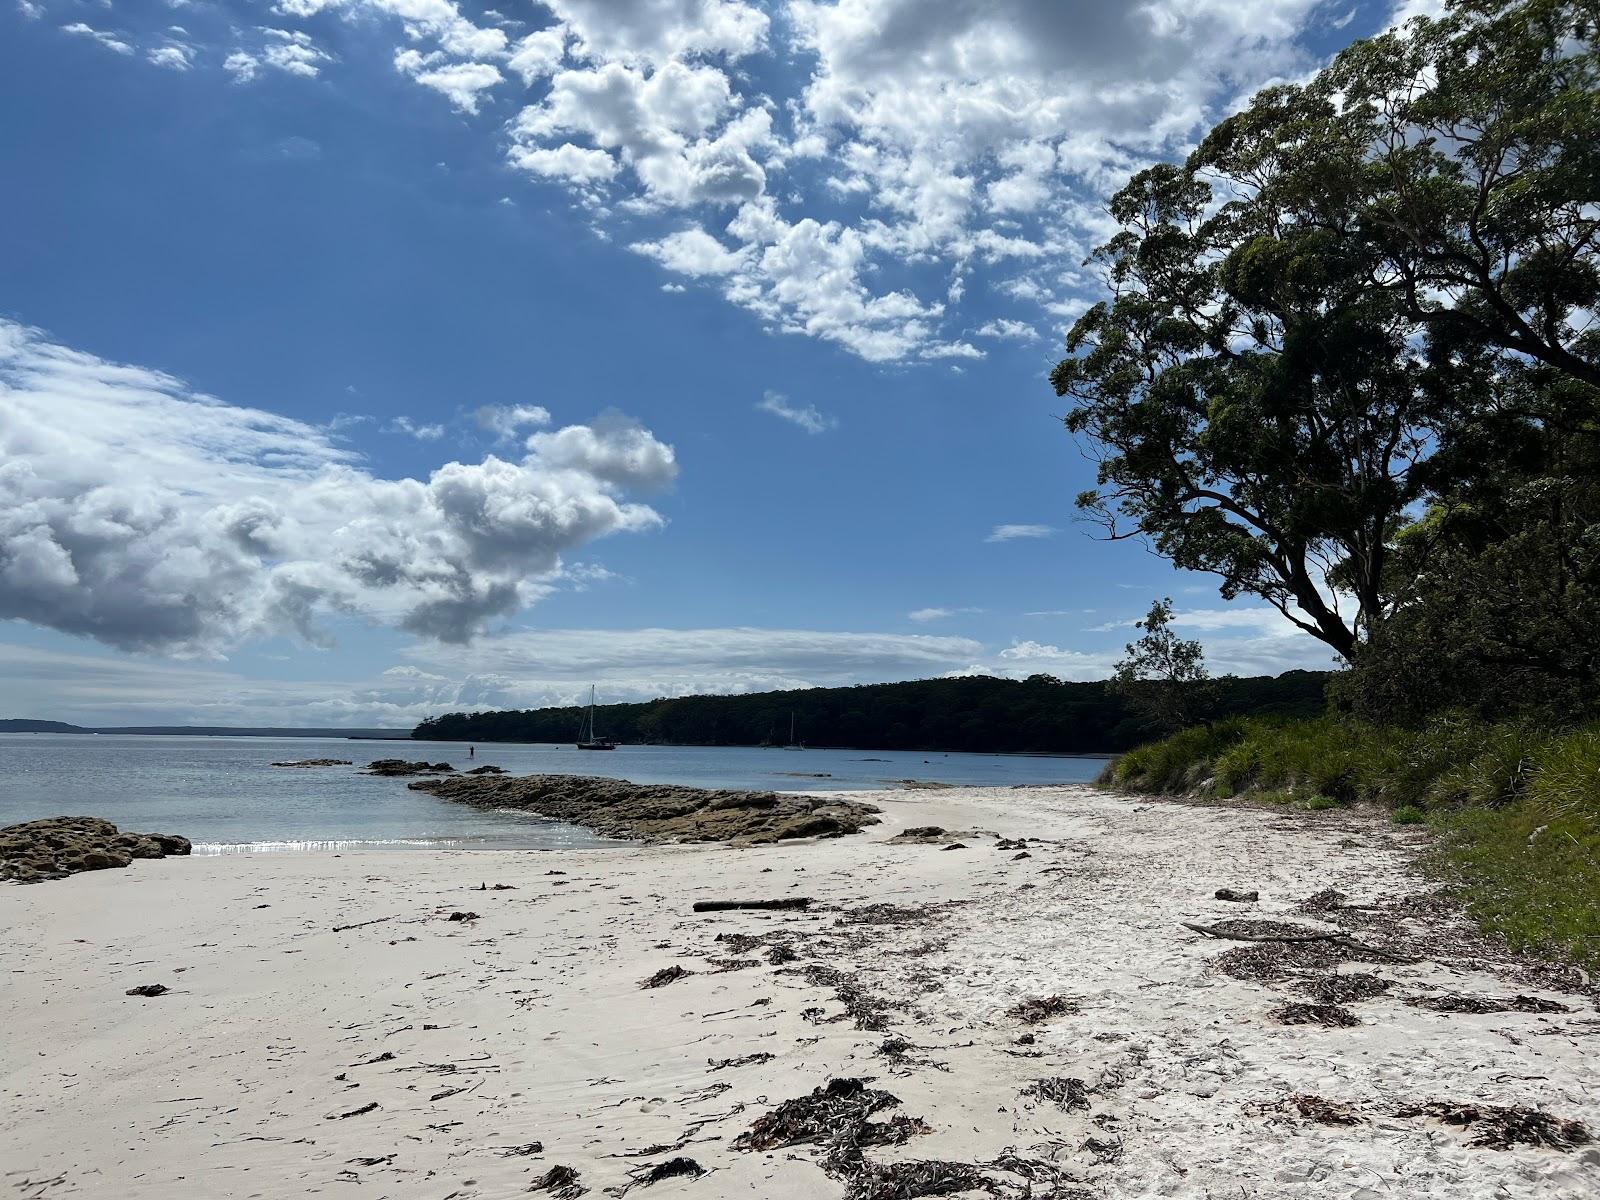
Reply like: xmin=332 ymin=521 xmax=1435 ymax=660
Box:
xmin=193 ymin=837 xmax=479 ymax=855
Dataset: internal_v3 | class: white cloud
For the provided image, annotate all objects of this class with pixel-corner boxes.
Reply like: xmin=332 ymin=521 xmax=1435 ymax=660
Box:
xmin=908 ymin=606 xmax=982 ymax=622
xmin=261 ymin=28 xmax=333 ymax=77
xmin=385 ymin=415 xmax=446 ymax=440
xmin=974 ymin=318 xmax=1040 ymax=342
xmin=61 ymin=22 xmax=134 ymax=55
xmin=147 ymin=43 xmax=194 ymax=71
xmin=474 ymin=403 xmax=552 ymax=440
xmin=64 ymin=0 xmax=1342 ymax=365
xmin=0 ymin=319 xmax=674 ymax=654
xmin=394 ymin=51 xmax=504 ymax=113
xmin=756 ymin=391 xmax=835 ymax=434
xmin=985 ymin=523 xmax=1056 ymax=542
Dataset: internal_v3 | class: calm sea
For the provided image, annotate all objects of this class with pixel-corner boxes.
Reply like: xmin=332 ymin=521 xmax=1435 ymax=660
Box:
xmin=0 ymin=734 xmax=1106 ymax=853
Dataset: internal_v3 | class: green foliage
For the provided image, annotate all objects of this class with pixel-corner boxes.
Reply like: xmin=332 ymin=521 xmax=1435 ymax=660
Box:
xmin=1433 ymin=807 xmax=1600 ymax=971
xmin=1391 ymin=805 xmax=1427 ymax=825
xmin=413 ymin=671 xmax=1329 ymax=754
xmin=1109 ymin=598 xmax=1212 ymax=732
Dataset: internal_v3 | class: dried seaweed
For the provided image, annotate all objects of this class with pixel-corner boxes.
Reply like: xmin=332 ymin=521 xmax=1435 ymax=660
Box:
xmin=767 ymin=944 xmax=800 ymax=965
xmin=607 ymin=1157 xmax=706 ymax=1196
xmin=1297 ymin=887 xmax=1347 ymax=913
xmin=840 ymin=1158 xmax=994 ymax=1200
xmin=529 ymin=1165 xmax=586 ymax=1198
xmin=1021 ymin=1077 xmax=1090 ymax=1112
xmin=733 ymin=1078 xmax=901 ymax=1152
xmin=704 ymin=957 xmax=758 ymax=973
xmin=713 ymin=932 xmax=763 ymax=953
xmin=707 ymin=1052 xmax=773 ymax=1072
xmin=1302 ymin=972 xmax=1393 ymax=1005
xmin=798 ymin=963 xmax=902 ymax=1031
xmin=1394 ymin=1101 xmax=1591 ymax=1150
xmin=1271 ymin=1002 xmax=1360 ymax=1027
xmin=1286 ymin=1093 xmax=1363 ymax=1126
xmin=1406 ymin=993 xmax=1570 ymax=1015
xmin=640 ymin=965 xmax=692 ymax=989
xmin=1005 ymin=994 xmax=1079 ymax=1024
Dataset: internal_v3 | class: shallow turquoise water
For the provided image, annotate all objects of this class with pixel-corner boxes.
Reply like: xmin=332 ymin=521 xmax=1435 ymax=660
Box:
xmin=0 ymin=734 xmax=1105 ymax=851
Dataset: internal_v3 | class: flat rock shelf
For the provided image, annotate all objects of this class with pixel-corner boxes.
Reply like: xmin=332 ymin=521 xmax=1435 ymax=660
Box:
xmin=408 ymin=772 xmax=881 ymax=844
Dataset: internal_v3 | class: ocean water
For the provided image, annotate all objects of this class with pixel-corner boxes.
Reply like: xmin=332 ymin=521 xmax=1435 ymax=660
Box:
xmin=0 ymin=734 xmax=1107 ymax=853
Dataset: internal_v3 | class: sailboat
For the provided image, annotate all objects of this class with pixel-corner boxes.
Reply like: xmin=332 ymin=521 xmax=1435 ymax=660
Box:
xmin=783 ymin=711 xmax=805 ymax=751
xmin=577 ymin=685 xmax=617 ymax=750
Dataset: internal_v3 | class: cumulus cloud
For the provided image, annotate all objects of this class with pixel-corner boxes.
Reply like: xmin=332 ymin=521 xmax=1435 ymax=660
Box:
xmin=985 ymin=524 xmax=1056 ymax=542
xmin=61 ymin=22 xmax=133 ymax=55
xmin=0 ymin=319 xmax=674 ymax=655
xmin=48 ymin=0 xmax=1352 ymax=365
xmin=474 ymin=403 xmax=552 ymax=440
xmin=756 ymin=391 xmax=835 ymax=434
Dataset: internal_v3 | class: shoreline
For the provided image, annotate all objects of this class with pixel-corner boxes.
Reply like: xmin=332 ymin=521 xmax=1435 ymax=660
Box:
xmin=5 ymin=784 xmax=1596 ymax=1198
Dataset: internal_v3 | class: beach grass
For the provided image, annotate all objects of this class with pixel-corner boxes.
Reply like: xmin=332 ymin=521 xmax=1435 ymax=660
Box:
xmin=1106 ymin=714 xmax=1600 ymax=971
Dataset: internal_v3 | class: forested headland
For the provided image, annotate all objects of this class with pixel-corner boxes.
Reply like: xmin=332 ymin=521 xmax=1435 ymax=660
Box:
xmin=410 ymin=671 xmax=1328 ymax=754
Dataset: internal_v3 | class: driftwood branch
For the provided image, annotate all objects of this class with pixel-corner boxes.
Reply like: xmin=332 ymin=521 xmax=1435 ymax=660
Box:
xmin=692 ymin=898 xmax=812 ymax=913
xmin=1181 ymin=922 xmax=1416 ymax=962
xmin=332 ymin=917 xmax=394 ymax=932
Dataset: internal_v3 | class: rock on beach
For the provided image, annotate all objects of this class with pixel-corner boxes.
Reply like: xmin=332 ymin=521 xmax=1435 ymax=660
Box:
xmin=1 ymin=816 xmax=191 ymax=884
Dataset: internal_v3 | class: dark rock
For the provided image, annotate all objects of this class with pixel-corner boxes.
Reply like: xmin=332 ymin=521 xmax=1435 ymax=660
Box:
xmin=464 ymin=764 xmax=506 ymax=775
xmin=125 ymin=984 xmax=169 ymax=997
xmin=2 ymin=816 xmax=191 ymax=883
xmin=271 ymin=758 xmax=352 ymax=767
xmin=364 ymin=759 xmax=455 ymax=776
xmin=409 ymin=773 xmax=880 ymax=846
xmin=1216 ymin=888 xmax=1260 ymax=902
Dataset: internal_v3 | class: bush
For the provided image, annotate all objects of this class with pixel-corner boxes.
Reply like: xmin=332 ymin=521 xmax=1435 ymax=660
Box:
xmin=1391 ymin=805 xmax=1426 ymax=825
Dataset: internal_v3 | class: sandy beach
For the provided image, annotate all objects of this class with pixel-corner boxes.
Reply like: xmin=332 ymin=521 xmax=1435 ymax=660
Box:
xmin=5 ymin=784 xmax=1598 ymax=1199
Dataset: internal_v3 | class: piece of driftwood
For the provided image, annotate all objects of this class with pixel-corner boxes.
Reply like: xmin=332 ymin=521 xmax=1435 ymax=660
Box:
xmin=692 ymin=898 xmax=812 ymax=913
xmin=1181 ymin=921 xmax=1415 ymax=961
xmin=332 ymin=917 xmax=393 ymax=933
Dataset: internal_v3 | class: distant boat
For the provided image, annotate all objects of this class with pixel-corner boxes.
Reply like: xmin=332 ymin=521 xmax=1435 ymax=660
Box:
xmin=784 ymin=711 xmax=805 ymax=751
xmin=577 ymin=685 xmax=617 ymax=750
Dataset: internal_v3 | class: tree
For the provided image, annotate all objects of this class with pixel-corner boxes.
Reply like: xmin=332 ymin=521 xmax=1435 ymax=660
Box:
xmin=1053 ymin=0 xmax=1599 ymax=663
xmin=1109 ymin=599 xmax=1213 ymax=731
xmin=1052 ymin=161 xmax=1451 ymax=659
xmin=1196 ymin=0 xmax=1599 ymax=391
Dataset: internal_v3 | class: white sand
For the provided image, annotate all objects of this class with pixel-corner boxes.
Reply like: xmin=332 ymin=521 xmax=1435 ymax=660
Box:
xmin=4 ymin=785 xmax=1597 ymax=1199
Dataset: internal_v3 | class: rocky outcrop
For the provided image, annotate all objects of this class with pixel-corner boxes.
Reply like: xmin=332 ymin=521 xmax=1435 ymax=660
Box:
xmin=364 ymin=759 xmax=456 ymax=776
xmin=271 ymin=758 xmax=353 ymax=768
xmin=1 ymin=816 xmax=192 ymax=884
xmin=409 ymin=774 xmax=881 ymax=845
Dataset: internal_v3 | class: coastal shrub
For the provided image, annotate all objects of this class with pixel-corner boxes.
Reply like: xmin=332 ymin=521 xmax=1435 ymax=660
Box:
xmin=1109 ymin=719 xmax=1246 ymax=793
xmin=1391 ymin=805 xmax=1426 ymax=825
xmin=1528 ymin=728 xmax=1600 ymax=821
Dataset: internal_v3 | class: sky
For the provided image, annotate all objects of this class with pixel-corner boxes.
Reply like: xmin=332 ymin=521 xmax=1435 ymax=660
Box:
xmin=0 ymin=0 xmax=1418 ymax=728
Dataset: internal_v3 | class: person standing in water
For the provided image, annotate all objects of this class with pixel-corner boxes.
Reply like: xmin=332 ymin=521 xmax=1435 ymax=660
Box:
xmin=469 ymin=746 xmax=474 ymax=758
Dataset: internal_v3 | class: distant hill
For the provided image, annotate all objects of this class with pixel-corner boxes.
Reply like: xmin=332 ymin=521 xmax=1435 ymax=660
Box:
xmin=1 ymin=720 xmax=409 ymax=739
xmin=412 ymin=671 xmax=1331 ymax=755
xmin=0 ymin=719 xmax=87 ymax=734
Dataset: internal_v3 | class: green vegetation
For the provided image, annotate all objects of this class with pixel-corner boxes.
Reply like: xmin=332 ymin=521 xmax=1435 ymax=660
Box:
xmin=1053 ymin=1 xmax=1599 ymax=971
xmin=411 ymin=671 xmax=1328 ymax=754
xmin=1106 ymin=715 xmax=1600 ymax=971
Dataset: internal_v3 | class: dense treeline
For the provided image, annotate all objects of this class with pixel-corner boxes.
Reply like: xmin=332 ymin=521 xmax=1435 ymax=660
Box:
xmin=411 ymin=671 xmax=1329 ymax=754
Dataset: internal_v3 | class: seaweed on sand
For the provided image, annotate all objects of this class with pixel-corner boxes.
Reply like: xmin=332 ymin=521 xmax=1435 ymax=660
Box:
xmin=1286 ymin=1093 xmax=1364 ymax=1126
xmin=608 ymin=1157 xmax=706 ymax=1196
xmin=529 ymin=1165 xmax=586 ymax=1198
xmin=1394 ymin=1101 xmax=1591 ymax=1150
xmin=732 ymin=1078 xmax=905 ymax=1152
xmin=1301 ymin=972 xmax=1393 ymax=1005
xmin=1406 ymin=992 xmax=1569 ymax=1014
xmin=1271 ymin=1001 xmax=1360 ymax=1027
xmin=1021 ymin=1077 xmax=1091 ymax=1112
xmin=1005 ymin=995 xmax=1080 ymax=1024
xmin=640 ymin=965 xmax=693 ymax=989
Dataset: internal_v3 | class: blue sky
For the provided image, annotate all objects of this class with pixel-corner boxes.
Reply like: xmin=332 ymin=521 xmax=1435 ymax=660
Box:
xmin=0 ymin=0 xmax=1407 ymax=727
